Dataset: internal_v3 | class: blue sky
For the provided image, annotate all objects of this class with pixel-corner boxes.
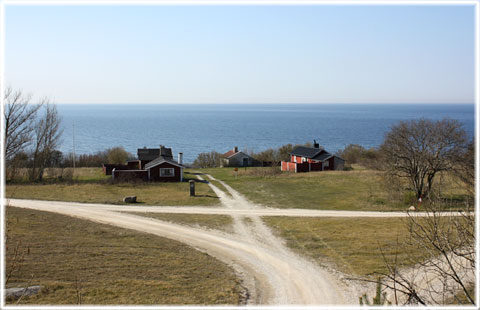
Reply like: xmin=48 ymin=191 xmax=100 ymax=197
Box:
xmin=4 ymin=4 xmax=476 ymax=104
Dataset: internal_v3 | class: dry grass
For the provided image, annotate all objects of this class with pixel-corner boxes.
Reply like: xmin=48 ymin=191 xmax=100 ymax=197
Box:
xmin=5 ymin=206 xmax=244 ymax=305
xmin=6 ymin=181 xmax=219 ymax=206
xmin=263 ymin=216 xmax=433 ymax=276
xmin=125 ymin=213 xmax=234 ymax=233
xmin=202 ymin=167 xmax=469 ymax=211
xmin=9 ymin=167 xmax=110 ymax=183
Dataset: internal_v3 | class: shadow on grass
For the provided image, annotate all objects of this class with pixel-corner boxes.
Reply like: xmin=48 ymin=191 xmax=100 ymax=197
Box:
xmin=184 ymin=172 xmax=209 ymax=183
xmin=193 ymin=194 xmax=219 ymax=199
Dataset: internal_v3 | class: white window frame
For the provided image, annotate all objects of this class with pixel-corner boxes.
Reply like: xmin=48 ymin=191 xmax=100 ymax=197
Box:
xmin=160 ymin=168 xmax=175 ymax=177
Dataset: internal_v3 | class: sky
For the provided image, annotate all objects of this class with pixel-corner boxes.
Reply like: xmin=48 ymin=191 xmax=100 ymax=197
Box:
xmin=3 ymin=4 xmax=476 ymax=104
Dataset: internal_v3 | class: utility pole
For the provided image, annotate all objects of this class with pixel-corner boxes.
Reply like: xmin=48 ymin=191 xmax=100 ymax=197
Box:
xmin=73 ymin=123 xmax=76 ymax=172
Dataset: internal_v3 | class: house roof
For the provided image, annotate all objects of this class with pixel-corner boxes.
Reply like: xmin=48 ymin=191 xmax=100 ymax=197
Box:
xmin=312 ymin=151 xmax=332 ymax=161
xmin=144 ymin=156 xmax=184 ymax=170
xmin=137 ymin=147 xmax=173 ymax=161
xmin=290 ymin=146 xmax=324 ymax=158
xmin=222 ymin=150 xmax=238 ymax=158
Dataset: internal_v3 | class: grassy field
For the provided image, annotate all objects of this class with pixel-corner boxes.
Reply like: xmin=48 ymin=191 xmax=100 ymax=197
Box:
xmin=5 ymin=207 xmax=244 ymax=305
xmin=201 ymin=167 xmax=467 ymax=211
xmin=6 ymin=169 xmax=219 ymax=206
xmin=263 ymin=216 xmax=431 ymax=276
xmin=125 ymin=213 xmax=234 ymax=233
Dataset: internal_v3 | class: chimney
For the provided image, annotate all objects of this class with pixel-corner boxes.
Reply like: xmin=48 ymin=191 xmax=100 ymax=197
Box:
xmin=314 ymin=140 xmax=320 ymax=149
xmin=178 ymin=152 xmax=183 ymax=164
xmin=234 ymin=146 xmax=238 ymax=153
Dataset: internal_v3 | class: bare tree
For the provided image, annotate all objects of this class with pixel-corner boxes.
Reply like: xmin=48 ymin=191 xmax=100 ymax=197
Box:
xmin=380 ymin=118 xmax=467 ymax=199
xmin=30 ymin=103 xmax=63 ymax=181
xmin=453 ymin=139 xmax=475 ymax=196
xmin=4 ymin=87 xmax=42 ymax=161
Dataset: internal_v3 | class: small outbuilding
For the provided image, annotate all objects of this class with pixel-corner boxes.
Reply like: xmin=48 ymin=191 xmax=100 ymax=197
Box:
xmin=221 ymin=146 xmax=255 ymax=167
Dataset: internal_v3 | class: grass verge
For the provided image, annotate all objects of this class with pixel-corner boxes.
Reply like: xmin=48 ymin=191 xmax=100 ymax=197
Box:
xmin=5 ymin=207 xmax=243 ymax=305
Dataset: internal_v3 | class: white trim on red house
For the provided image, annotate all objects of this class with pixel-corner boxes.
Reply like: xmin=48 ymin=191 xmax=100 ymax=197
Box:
xmin=145 ymin=159 xmax=184 ymax=170
xmin=160 ymin=168 xmax=175 ymax=177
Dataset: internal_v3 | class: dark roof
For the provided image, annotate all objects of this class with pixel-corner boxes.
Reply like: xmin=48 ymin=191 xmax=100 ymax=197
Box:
xmin=144 ymin=156 xmax=183 ymax=170
xmin=290 ymin=146 xmax=324 ymax=158
xmin=312 ymin=151 xmax=332 ymax=161
xmin=137 ymin=147 xmax=173 ymax=161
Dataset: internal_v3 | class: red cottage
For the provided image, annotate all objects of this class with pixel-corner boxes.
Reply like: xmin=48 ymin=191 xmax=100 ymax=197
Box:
xmin=281 ymin=141 xmax=345 ymax=173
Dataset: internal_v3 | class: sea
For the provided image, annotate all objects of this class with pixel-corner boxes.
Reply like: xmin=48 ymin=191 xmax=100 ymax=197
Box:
xmin=57 ymin=104 xmax=475 ymax=164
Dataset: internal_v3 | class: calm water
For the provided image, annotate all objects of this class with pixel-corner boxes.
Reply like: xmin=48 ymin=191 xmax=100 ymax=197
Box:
xmin=57 ymin=104 xmax=475 ymax=163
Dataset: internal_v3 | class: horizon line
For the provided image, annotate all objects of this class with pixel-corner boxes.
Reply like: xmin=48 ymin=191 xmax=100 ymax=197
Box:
xmin=54 ymin=102 xmax=476 ymax=105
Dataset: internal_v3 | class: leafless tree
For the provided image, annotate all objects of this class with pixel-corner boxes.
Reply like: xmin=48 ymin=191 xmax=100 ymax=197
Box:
xmin=380 ymin=118 xmax=467 ymax=199
xmin=30 ymin=103 xmax=63 ymax=181
xmin=453 ymin=139 xmax=475 ymax=197
xmin=3 ymin=87 xmax=42 ymax=161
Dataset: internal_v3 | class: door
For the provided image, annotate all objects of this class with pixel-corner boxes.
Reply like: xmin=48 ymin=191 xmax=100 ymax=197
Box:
xmin=243 ymin=158 xmax=249 ymax=167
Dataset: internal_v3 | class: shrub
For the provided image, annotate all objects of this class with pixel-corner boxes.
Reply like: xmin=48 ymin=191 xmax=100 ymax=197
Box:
xmin=106 ymin=147 xmax=130 ymax=165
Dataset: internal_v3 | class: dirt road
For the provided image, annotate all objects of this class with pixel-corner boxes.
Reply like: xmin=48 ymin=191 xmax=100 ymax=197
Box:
xmin=6 ymin=199 xmax=465 ymax=218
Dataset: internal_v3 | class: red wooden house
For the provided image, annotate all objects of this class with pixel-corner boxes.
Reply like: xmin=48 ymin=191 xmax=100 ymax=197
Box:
xmin=281 ymin=141 xmax=345 ymax=173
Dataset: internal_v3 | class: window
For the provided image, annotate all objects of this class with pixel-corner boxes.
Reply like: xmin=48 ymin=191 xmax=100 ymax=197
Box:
xmin=160 ymin=168 xmax=175 ymax=177
xmin=324 ymin=160 xmax=329 ymax=167
xmin=302 ymin=157 xmax=307 ymax=163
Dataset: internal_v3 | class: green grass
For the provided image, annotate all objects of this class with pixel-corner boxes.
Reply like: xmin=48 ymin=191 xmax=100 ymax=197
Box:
xmin=263 ymin=216 xmax=433 ymax=276
xmin=5 ymin=207 xmax=244 ymax=305
xmin=201 ymin=167 xmax=468 ymax=211
xmin=125 ymin=213 xmax=234 ymax=233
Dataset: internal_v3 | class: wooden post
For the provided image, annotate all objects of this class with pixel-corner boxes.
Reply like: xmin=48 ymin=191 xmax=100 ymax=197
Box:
xmin=189 ymin=180 xmax=195 ymax=196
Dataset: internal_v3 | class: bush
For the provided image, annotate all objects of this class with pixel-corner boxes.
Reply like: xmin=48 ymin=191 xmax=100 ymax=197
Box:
xmin=336 ymin=144 xmax=380 ymax=169
xmin=106 ymin=147 xmax=130 ymax=165
xmin=193 ymin=151 xmax=222 ymax=168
